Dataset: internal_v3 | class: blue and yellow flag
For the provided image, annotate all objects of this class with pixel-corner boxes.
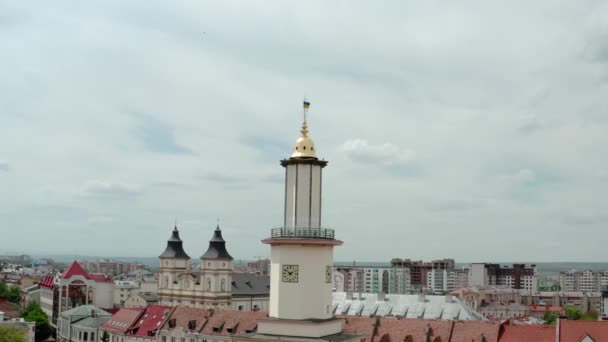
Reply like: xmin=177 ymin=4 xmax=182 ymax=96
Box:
xmin=303 ymin=100 xmax=310 ymax=109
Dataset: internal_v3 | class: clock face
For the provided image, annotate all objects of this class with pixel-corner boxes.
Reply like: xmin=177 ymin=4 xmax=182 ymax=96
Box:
xmin=325 ymin=266 xmax=332 ymax=283
xmin=282 ymin=265 xmax=299 ymax=283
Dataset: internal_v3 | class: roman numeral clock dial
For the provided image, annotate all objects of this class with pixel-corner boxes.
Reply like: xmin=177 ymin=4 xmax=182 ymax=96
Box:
xmin=282 ymin=264 xmax=299 ymax=283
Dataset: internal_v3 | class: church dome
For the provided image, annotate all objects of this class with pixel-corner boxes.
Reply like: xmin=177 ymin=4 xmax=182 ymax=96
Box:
xmin=291 ymin=120 xmax=317 ymax=159
xmin=201 ymin=225 xmax=233 ymax=260
xmin=159 ymin=226 xmax=190 ymax=259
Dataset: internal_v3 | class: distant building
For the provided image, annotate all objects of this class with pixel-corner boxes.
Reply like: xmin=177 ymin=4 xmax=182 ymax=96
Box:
xmin=468 ymin=263 xmax=537 ymax=291
xmin=123 ymin=292 xmax=158 ymax=308
xmin=559 ymin=269 xmax=608 ymax=292
xmin=390 ymin=258 xmax=455 ymax=289
xmin=79 ymin=259 xmax=145 ymax=276
xmin=333 ymin=267 xmax=411 ymax=294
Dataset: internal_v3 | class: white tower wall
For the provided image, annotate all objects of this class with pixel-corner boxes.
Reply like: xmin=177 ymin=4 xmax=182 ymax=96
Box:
xmin=284 ymin=163 xmax=323 ymax=228
xmin=269 ymin=244 xmax=334 ymax=319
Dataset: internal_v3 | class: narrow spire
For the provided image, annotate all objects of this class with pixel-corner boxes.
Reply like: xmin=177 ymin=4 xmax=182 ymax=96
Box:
xmin=301 ymin=99 xmax=310 ymax=137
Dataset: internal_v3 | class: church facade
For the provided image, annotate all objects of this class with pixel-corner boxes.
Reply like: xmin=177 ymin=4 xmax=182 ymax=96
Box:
xmin=157 ymin=225 xmax=270 ymax=311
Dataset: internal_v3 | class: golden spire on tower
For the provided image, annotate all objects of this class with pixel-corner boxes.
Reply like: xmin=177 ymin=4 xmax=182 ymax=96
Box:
xmin=291 ymin=100 xmax=317 ymax=159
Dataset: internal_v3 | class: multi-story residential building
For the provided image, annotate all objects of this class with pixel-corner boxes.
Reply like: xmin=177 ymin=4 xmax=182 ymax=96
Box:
xmin=427 ymin=269 xmax=456 ymax=293
xmin=333 ymin=267 xmax=410 ymax=294
xmin=80 ymin=259 xmax=145 ymax=276
xmin=390 ymin=258 xmax=455 ymax=288
xmin=559 ymin=269 xmax=608 ymax=292
xmin=246 ymin=258 xmax=271 ymax=275
xmin=113 ymin=280 xmax=140 ymax=308
xmin=468 ymin=263 xmax=537 ymax=291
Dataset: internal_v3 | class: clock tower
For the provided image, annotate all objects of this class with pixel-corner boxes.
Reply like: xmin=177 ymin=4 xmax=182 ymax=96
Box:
xmin=256 ymin=101 xmax=346 ymax=339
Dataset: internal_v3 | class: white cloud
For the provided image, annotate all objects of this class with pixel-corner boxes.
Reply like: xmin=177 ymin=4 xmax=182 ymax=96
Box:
xmin=81 ymin=180 xmax=139 ymax=199
xmin=340 ymin=139 xmax=415 ymax=166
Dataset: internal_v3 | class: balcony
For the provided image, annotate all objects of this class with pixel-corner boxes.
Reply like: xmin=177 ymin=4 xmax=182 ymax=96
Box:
xmin=270 ymin=227 xmax=335 ymax=240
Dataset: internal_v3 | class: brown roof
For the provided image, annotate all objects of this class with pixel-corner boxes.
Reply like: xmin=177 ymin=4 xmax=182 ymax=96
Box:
xmin=341 ymin=316 xmax=502 ymax=342
xmin=451 ymin=320 xmax=501 ymax=342
xmin=499 ymin=324 xmax=555 ymax=342
xmin=160 ymin=306 xmax=208 ymax=333
xmin=559 ymin=320 xmax=608 ymax=342
xmin=200 ymin=309 xmax=267 ymax=336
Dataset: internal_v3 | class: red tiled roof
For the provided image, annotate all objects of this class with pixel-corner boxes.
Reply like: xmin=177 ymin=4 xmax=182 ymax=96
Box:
xmin=39 ymin=275 xmax=54 ymax=289
xmin=341 ymin=316 xmax=377 ymax=340
xmin=499 ymin=324 xmax=555 ymax=342
xmin=129 ymin=304 xmax=172 ymax=337
xmin=559 ymin=320 xmax=608 ymax=342
xmin=61 ymin=261 xmax=89 ymax=279
xmin=378 ymin=318 xmax=454 ymax=342
xmin=451 ymin=320 xmax=501 ymax=342
xmin=101 ymin=308 xmax=144 ymax=334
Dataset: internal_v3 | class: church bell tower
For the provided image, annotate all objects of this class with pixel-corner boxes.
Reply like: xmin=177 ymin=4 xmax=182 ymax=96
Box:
xmin=257 ymin=101 xmax=344 ymax=339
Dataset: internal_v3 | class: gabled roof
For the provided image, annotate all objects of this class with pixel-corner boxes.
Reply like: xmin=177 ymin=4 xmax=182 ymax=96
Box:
xmin=159 ymin=226 xmax=191 ymax=259
xmin=61 ymin=261 xmax=88 ymax=279
xmin=39 ymin=275 xmax=54 ymax=289
xmin=200 ymin=225 xmax=233 ymax=260
xmin=129 ymin=304 xmax=172 ymax=337
xmin=559 ymin=320 xmax=608 ymax=342
xmin=101 ymin=308 xmax=143 ymax=334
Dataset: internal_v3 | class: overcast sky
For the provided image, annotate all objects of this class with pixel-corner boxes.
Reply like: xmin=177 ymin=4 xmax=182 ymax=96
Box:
xmin=1 ymin=1 xmax=607 ymax=263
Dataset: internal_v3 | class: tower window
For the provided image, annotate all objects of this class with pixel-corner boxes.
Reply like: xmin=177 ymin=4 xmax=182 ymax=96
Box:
xmin=303 ymin=146 xmax=306 ymax=150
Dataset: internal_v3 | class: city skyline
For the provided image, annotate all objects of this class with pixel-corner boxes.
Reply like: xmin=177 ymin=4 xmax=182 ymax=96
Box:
xmin=1 ymin=1 xmax=608 ymax=261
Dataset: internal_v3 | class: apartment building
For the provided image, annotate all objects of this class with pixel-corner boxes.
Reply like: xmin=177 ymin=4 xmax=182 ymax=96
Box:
xmin=390 ymin=258 xmax=455 ymax=288
xmin=333 ymin=267 xmax=411 ymax=294
xmin=559 ymin=269 xmax=608 ymax=292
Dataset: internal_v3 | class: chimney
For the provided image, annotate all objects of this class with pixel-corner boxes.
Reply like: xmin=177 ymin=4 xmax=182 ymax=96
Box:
xmin=91 ymin=309 xmax=96 ymax=318
xmin=378 ymin=292 xmax=386 ymax=302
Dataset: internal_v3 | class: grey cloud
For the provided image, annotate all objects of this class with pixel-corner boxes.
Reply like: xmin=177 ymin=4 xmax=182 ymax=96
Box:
xmin=132 ymin=113 xmax=194 ymax=155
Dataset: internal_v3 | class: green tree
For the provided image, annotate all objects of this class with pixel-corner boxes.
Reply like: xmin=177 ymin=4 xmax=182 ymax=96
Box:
xmin=0 ymin=325 xmax=27 ymax=342
xmin=581 ymin=309 xmax=599 ymax=321
xmin=4 ymin=284 xmax=21 ymax=304
xmin=542 ymin=310 xmax=558 ymax=325
xmin=0 ymin=281 xmax=7 ymax=296
xmin=564 ymin=306 xmax=582 ymax=320
xmin=100 ymin=331 xmax=110 ymax=342
xmin=20 ymin=302 xmax=54 ymax=342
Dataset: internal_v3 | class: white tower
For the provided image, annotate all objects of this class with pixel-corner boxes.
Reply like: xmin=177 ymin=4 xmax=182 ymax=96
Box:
xmin=257 ymin=101 xmax=345 ymax=339
xmin=199 ymin=225 xmax=233 ymax=308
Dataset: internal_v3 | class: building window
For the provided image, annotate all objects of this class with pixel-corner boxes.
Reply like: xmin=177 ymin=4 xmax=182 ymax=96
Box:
xmin=207 ymin=278 xmax=212 ymax=290
xmin=84 ymin=332 xmax=88 ymax=340
xmin=221 ymin=279 xmax=226 ymax=291
xmin=91 ymin=332 xmax=95 ymax=341
xmin=162 ymin=337 xmax=167 ymax=342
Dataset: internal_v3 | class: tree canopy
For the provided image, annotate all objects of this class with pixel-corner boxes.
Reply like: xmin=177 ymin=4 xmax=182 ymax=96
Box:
xmin=20 ymin=302 xmax=54 ymax=342
xmin=0 ymin=325 xmax=27 ymax=342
